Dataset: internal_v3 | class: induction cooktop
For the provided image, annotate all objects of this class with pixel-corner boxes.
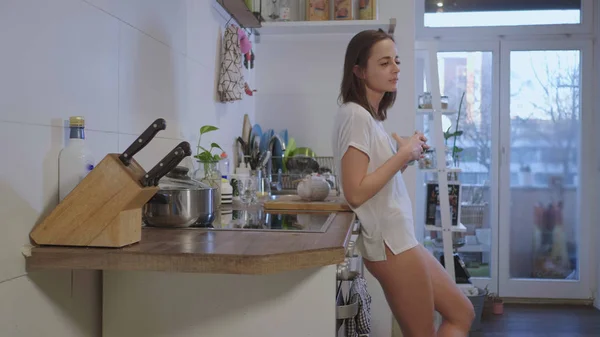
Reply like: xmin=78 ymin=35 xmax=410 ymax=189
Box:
xmin=192 ymin=208 xmax=336 ymax=233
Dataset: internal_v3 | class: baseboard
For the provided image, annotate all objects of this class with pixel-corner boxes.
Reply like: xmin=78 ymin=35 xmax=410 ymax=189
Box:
xmin=501 ymin=297 xmax=594 ymax=306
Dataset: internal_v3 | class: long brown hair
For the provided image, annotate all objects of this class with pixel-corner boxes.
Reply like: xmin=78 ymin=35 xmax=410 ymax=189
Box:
xmin=338 ymin=29 xmax=396 ymax=121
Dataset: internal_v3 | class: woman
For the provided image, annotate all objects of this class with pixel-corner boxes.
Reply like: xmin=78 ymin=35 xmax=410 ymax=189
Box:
xmin=332 ymin=29 xmax=475 ymax=337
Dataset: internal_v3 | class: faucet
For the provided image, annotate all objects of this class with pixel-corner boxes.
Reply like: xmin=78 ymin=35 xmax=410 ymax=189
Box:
xmin=267 ymin=134 xmax=286 ymax=192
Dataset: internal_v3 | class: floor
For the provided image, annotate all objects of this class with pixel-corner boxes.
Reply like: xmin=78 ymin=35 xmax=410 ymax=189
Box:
xmin=473 ymin=304 xmax=600 ymax=337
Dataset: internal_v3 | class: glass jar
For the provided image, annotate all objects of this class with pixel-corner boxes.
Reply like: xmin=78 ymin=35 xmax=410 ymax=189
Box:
xmin=445 ymin=147 xmax=455 ymax=168
xmin=441 ymin=95 xmax=449 ymax=109
xmin=236 ymin=175 xmax=258 ymax=207
xmin=193 ymin=161 xmax=222 ymax=209
xmin=419 ymin=149 xmax=436 ymax=169
xmin=268 ymin=0 xmax=280 ymax=21
xmin=419 ymin=92 xmax=432 ymax=109
xmin=278 ymin=0 xmax=291 ymax=21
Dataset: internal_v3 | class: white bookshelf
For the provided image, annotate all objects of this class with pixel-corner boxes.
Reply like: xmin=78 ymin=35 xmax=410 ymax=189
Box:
xmin=415 ymin=41 xmax=462 ymax=283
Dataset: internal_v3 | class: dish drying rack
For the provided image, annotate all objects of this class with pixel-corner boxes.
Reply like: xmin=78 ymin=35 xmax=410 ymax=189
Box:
xmin=270 ymin=156 xmax=340 ymax=195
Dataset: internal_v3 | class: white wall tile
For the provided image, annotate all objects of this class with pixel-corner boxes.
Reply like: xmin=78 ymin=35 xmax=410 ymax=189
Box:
xmin=118 ymin=23 xmax=252 ymax=154
xmin=85 ymin=0 xmax=235 ymax=69
xmin=84 ymin=0 xmax=188 ymax=55
xmin=0 ymin=271 xmax=101 ymax=337
xmin=256 ymin=36 xmax=349 ymax=95
xmin=0 ymin=0 xmax=119 ymax=132
xmin=118 ymin=23 xmax=187 ymax=139
xmin=0 ymin=122 xmax=118 ymax=281
xmin=256 ymin=93 xmax=337 ymax=156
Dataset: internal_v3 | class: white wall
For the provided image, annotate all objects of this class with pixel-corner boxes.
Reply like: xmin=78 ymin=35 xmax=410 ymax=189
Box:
xmin=0 ymin=0 xmax=254 ymax=335
xmin=255 ymin=1 xmax=416 ymax=335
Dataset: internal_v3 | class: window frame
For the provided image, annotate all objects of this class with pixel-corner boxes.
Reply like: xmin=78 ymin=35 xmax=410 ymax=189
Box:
xmin=416 ymin=0 xmax=594 ymax=40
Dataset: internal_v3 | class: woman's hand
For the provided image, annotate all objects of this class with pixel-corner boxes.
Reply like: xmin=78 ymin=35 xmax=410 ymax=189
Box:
xmin=394 ymin=132 xmax=428 ymax=162
xmin=391 ymin=132 xmax=408 ymax=151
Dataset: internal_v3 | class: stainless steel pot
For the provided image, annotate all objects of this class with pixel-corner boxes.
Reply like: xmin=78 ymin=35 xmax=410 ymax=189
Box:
xmin=143 ymin=167 xmax=216 ymax=228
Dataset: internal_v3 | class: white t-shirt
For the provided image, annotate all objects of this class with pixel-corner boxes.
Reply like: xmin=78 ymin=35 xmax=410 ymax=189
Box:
xmin=332 ymin=102 xmax=418 ymax=261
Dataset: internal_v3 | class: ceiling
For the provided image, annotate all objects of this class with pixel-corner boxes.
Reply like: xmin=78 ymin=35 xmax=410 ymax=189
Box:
xmin=425 ymin=0 xmax=581 ymax=13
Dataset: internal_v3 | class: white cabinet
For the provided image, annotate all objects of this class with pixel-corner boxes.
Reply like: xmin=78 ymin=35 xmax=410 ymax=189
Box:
xmin=103 ymin=266 xmax=338 ymax=337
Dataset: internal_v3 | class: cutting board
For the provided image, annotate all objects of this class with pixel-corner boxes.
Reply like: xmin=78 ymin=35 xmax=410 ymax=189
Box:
xmin=263 ymin=195 xmax=352 ymax=212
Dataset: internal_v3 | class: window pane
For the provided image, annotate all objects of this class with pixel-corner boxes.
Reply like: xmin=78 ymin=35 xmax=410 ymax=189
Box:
xmin=424 ymin=0 xmax=581 ymax=27
xmin=509 ymin=50 xmax=580 ymax=280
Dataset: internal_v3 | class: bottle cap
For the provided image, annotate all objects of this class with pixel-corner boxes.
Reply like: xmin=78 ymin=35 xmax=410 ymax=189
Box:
xmin=69 ymin=116 xmax=85 ymax=127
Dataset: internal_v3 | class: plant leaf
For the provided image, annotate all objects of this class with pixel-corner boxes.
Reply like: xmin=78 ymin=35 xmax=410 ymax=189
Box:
xmin=210 ymin=142 xmax=223 ymax=151
xmin=195 ymin=152 xmax=214 ymax=162
xmin=200 ymin=125 xmax=218 ymax=135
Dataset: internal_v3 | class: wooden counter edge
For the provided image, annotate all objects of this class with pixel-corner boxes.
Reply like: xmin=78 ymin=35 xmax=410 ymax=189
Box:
xmin=25 ymin=213 xmax=356 ymax=275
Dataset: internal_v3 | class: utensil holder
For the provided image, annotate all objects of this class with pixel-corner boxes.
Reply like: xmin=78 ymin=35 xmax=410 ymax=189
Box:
xmin=30 ymin=154 xmax=159 ymax=248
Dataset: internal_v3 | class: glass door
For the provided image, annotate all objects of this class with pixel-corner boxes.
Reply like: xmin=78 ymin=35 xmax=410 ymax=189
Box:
xmin=498 ymin=39 xmax=594 ymax=298
xmin=435 ymin=42 xmax=500 ymax=293
xmin=415 ymin=41 xmax=500 ymax=293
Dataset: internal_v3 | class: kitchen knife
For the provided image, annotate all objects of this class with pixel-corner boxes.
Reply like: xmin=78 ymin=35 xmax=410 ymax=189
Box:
xmin=140 ymin=141 xmax=192 ymax=187
xmin=119 ymin=118 xmax=167 ymax=166
xmin=150 ymin=145 xmax=192 ymax=186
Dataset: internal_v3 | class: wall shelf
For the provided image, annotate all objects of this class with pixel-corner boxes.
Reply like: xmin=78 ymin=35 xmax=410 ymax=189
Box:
xmin=419 ymin=168 xmax=462 ymax=173
xmin=416 ymin=109 xmax=457 ymax=115
xmin=217 ymin=0 xmax=261 ymax=29
xmin=257 ymin=18 xmax=396 ymax=36
xmin=425 ymin=223 xmax=467 ymax=233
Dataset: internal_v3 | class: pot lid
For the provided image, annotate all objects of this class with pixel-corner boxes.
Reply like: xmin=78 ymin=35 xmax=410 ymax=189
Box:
xmin=158 ymin=166 xmax=212 ymax=190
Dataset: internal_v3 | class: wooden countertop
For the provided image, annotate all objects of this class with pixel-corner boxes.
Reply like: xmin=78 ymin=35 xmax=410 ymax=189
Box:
xmin=25 ymin=211 xmax=356 ymax=275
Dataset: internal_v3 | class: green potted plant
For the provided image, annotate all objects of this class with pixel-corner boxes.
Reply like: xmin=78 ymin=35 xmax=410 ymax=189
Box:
xmin=483 ymin=289 xmax=504 ymax=316
xmin=193 ymin=125 xmax=224 ymax=205
xmin=443 ymin=92 xmax=465 ymax=168
xmin=194 ymin=125 xmax=224 ymax=174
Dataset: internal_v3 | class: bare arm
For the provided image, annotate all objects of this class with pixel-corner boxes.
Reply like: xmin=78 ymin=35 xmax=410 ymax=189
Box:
xmin=341 ymin=146 xmax=413 ymax=208
xmin=393 ymin=132 xmax=412 ymax=173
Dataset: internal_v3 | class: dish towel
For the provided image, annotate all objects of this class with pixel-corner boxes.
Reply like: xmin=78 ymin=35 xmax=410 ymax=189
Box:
xmin=217 ymin=24 xmax=244 ymax=102
xmin=346 ymin=275 xmax=372 ymax=337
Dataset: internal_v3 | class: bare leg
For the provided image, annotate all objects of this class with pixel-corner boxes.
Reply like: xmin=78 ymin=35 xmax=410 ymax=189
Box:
xmin=421 ymin=246 xmax=475 ymax=337
xmin=363 ymin=244 xmax=436 ymax=337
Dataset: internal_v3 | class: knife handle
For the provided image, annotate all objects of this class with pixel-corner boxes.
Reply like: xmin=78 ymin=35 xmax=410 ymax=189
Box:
xmin=151 ymin=149 xmax=189 ymax=186
xmin=140 ymin=141 xmax=192 ymax=187
xmin=140 ymin=146 xmax=184 ymax=187
xmin=119 ymin=118 xmax=167 ymax=166
xmin=148 ymin=141 xmax=192 ymax=186
xmin=175 ymin=141 xmax=192 ymax=157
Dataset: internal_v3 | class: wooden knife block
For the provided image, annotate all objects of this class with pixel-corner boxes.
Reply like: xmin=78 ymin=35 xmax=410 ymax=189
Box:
xmin=30 ymin=154 xmax=158 ymax=248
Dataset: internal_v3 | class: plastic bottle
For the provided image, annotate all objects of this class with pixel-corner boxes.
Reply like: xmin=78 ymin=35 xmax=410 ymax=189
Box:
xmin=58 ymin=116 xmax=95 ymax=202
xmin=220 ymin=152 xmax=230 ymax=180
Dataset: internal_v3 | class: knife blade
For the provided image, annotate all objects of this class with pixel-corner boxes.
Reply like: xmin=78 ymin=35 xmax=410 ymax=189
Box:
xmin=119 ymin=118 xmax=167 ymax=166
xmin=140 ymin=141 xmax=192 ymax=187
